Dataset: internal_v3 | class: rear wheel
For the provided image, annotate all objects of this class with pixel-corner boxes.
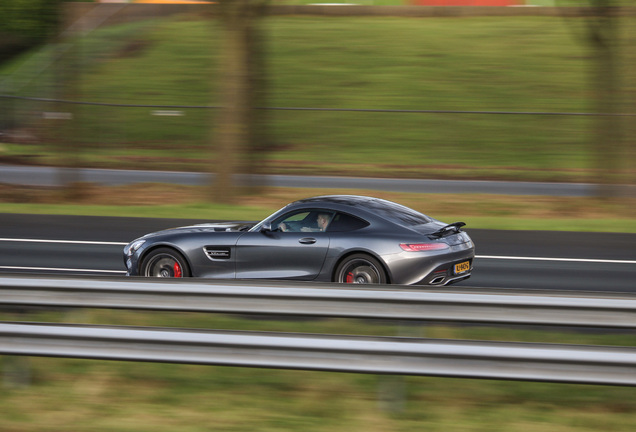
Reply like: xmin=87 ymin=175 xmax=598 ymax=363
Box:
xmin=334 ymin=254 xmax=387 ymax=284
xmin=141 ymin=247 xmax=191 ymax=278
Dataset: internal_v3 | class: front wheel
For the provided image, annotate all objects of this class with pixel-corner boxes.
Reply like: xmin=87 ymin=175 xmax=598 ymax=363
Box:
xmin=334 ymin=254 xmax=387 ymax=284
xmin=141 ymin=247 xmax=191 ymax=278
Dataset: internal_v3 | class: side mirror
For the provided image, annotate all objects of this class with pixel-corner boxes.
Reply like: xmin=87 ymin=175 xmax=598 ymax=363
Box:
xmin=260 ymin=222 xmax=273 ymax=232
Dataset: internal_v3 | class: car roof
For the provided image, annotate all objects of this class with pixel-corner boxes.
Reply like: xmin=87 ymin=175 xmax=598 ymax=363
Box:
xmin=292 ymin=195 xmax=377 ymax=206
xmin=287 ymin=195 xmax=434 ymax=228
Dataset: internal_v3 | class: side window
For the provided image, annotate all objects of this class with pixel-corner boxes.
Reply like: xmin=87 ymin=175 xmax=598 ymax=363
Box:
xmin=272 ymin=211 xmax=311 ymax=232
xmin=281 ymin=211 xmax=310 ymax=223
xmin=272 ymin=210 xmax=335 ymax=233
xmin=327 ymin=212 xmax=370 ymax=232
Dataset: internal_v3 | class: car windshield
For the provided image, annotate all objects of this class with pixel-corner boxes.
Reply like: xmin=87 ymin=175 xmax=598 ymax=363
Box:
xmin=249 ymin=207 xmax=289 ymax=232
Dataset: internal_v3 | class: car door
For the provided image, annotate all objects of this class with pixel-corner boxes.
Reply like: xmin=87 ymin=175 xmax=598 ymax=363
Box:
xmin=234 ymin=210 xmax=331 ymax=280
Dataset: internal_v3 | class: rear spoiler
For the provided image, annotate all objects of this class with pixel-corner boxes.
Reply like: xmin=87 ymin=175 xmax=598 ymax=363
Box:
xmin=428 ymin=222 xmax=466 ymax=239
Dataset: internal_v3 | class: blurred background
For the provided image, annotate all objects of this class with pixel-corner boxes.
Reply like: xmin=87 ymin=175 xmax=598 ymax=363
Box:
xmin=1 ymin=2 xmax=636 ymax=432
xmin=0 ymin=0 xmax=634 ymax=204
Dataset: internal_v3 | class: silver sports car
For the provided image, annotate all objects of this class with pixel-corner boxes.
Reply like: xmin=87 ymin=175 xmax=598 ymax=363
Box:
xmin=124 ymin=195 xmax=475 ymax=285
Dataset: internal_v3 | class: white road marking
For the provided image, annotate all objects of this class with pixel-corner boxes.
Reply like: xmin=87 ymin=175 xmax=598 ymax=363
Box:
xmin=0 ymin=266 xmax=126 ymax=274
xmin=476 ymin=255 xmax=636 ymax=265
xmin=0 ymin=238 xmax=127 ymax=274
xmin=0 ymin=238 xmax=127 ymax=246
xmin=0 ymin=239 xmax=634 ymax=276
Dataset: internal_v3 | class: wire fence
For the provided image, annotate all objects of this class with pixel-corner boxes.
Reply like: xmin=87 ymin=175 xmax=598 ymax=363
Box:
xmin=1 ymin=94 xmax=634 ymax=116
xmin=0 ymin=92 xmax=628 ymax=180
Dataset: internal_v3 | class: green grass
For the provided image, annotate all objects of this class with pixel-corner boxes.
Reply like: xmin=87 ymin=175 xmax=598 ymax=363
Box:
xmin=4 ymin=357 xmax=634 ymax=432
xmin=273 ymin=1 xmax=599 ymax=5
xmin=0 ymin=202 xmax=272 ymax=221
xmin=2 ymin=308 xmax=636 ymax=432
xmin=3 ymin=13 xmax=635 ymax=183
xmin=0 ymin=201 xmax=634 ymax=232
xmin=0 ymin=183 xmax=633 ymax=232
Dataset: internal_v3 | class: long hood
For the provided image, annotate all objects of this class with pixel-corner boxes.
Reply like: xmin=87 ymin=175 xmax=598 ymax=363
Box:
xmin=142 ymin=221 xmax=256 ymax=238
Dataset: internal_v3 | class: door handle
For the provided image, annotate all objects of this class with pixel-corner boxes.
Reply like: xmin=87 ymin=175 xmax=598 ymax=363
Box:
xmin=299 ymin=237 xmax=316 ymax=245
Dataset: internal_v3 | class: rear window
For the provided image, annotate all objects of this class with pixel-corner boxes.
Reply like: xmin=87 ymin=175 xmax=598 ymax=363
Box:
xmin=327 ymin=213 xmax=369 ymax=232
xmin=369 ymin=200 xmax=432 ymax=226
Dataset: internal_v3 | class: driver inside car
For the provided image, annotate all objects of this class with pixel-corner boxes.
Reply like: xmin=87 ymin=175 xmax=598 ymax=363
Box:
xmin=279 ymin=213 xmax=332 ymax=233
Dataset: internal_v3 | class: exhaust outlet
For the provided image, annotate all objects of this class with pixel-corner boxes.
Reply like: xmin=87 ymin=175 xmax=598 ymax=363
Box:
xmin=430 ymin=275 xmax=446 ymax=285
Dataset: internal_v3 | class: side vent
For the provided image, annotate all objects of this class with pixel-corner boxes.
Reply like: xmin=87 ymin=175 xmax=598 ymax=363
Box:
xmin=204 ymin=247 xmax=231 ymax=260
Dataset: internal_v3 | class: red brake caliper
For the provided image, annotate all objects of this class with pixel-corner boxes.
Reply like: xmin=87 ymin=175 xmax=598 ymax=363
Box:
xmin=346 ymin=272 xmax=354 ymax=283
xmin=173 ymin=262 xmax=182 ymax=278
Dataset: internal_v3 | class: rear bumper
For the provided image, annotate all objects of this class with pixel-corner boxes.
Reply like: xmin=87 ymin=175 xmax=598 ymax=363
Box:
xmin=416 ymin=257 xmax=473 ymax=286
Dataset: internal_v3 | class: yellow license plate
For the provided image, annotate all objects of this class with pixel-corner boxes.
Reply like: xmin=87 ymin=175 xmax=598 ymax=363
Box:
xmin=454 ymin=261 xmax=470 ymax=275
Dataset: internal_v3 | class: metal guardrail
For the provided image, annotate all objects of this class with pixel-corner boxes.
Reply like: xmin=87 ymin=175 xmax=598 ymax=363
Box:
xmin=1 ymin=322 xmax=635 ymax=386
xmin=1 ymin=275 xmax=636 ymax=386
xmin=2 ymin=275 xmax=636 ymax=328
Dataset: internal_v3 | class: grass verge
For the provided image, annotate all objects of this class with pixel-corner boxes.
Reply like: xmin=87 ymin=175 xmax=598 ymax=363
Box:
xmin=1 ymin=308 xmax=636 ymax=432
xmin=0 ymin=183 xmax=634 ymax=232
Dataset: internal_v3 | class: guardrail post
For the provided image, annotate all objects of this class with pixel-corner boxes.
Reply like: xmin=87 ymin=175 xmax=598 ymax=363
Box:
xmin=2 ymin=356 xmax=31 ymax=388
xmin=378 ymin=372 xmax=406 ymax=413
xmin=377 ymin=321 xmax=424 ymax=412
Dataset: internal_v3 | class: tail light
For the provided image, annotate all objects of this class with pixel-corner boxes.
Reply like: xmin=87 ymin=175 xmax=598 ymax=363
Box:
xmin=400 ymin=243 xmax=449 ymax=252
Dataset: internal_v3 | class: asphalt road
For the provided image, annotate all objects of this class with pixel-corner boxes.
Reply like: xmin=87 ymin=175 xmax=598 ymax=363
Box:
xmin=4 ymin=164 xmax=635 ymax=196
xmin=0 ymin=213 xmax=634 ymax=293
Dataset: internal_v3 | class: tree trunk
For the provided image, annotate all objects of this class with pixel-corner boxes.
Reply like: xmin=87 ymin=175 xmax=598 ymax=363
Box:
xmin=588 ymin=1 xmax=623 ymax=198
xmin=211 ymin=0 xmax=268 ymax=203
xmin=56 ymin=3 xmax=84 ymax=200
